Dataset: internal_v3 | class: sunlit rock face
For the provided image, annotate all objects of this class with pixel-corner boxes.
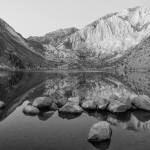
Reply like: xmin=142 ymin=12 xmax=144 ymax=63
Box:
xmin=57 ymin=7 xmax=150 ymax=67
xmin=1 ymin=6 xmax=150 ymax=70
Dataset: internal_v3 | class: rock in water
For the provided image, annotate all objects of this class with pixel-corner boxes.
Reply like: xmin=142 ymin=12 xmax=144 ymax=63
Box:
xmin=32 ymin=97 xmax=53 ymax=109
xmin=132 ymin=95 xmax=150 ymax=111
xmin=88 ymin=121 xmax=112 ymax=142
xmin=0 ymin=101 xmax=5 ymax=109
xmin=107 ymin=100 xmax=127 ymax=113
xmin=59 ymin=102 xmax=83 ymax=114
xmin=49 ymin=103 xmax=59 ymax=110
xmin=82 ymin=101 xmax=97 ymax=110
xmin=23 ymin=105 xmax=40 ymax=116
xmin=53 ymin=96 xmax=68 ymax=107
xmin=117 ymin=97 xmax=132 ymax=110
xmin=96 ymin=98 xmax=109 ymax=110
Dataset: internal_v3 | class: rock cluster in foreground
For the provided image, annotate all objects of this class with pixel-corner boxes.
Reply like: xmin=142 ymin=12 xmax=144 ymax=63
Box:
xmin=22 ymin=94 xmax=150 ymax=143
xmin=23 ymin=94 xmax=150 ymax=118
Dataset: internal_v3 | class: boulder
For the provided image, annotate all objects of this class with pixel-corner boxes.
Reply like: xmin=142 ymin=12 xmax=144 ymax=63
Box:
xmin=109 ymin=94 xmax=119 ymax=100
xmin=82 ymin=101 xmax=97 ymax=110
xmin=59 ymin=102 xmax=83 ymax=114
xmin=107 ymin=100 xmax=127 ymax=113
xmin=49 ymin=103 xmax=59 ymax=110
xmin=54 ymin=96 xmax=68 ymax=107
xmin=23 ymin=105 xmax=40 ymax=116
xmin=88 ymin=121 xmax=112 ymax=142
xmin=32 ymin=97 xmax=53 ymax=109
xmin=96 ymin=98 xmax=109 ymax=110
xmin=0 ymin=101 xmax=5 ymax=109
xmin=117 ymin=97 xmax=131 ymax=109
xmin=132 ymin=95 xmax=150 ymax=111
xmin=109 ymin=95 xmax=131 ymax=110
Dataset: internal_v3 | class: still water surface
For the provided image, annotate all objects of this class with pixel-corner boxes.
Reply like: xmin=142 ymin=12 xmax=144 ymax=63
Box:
xmin=0 ymin=71 xmax=150 ymax=150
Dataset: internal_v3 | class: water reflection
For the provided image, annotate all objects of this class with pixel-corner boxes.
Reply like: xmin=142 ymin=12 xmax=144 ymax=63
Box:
xmin=89 ymin=140 xmax=111 ymax=150
xmin=0 ymin=71 xmax=150 ymax=150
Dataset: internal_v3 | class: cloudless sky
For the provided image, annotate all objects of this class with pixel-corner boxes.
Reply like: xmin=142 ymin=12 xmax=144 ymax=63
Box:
xmin=0 ymin=0 xmax=150 ymax=37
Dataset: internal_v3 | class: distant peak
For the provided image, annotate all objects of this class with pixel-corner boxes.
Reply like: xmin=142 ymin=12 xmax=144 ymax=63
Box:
xmin=127 ymin=6 xmax=142 ymax=12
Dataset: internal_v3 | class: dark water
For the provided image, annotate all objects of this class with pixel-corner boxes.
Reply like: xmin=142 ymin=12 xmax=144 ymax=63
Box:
xmin=0 ymin=71 xmax=150 ymax=150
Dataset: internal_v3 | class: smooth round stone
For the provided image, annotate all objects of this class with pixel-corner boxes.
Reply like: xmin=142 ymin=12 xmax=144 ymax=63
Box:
xmin=132 ymin=95 xmax=150 ymax=111
xmin=23 ymin=105 xmax=40 ymax=116
xmin=59 ymin=102 xmax=83 ymax=114
xmin=33 ymin=97 xmax=53 ymax=109
xmin=88 ymin=121 xmax=112 ymax=142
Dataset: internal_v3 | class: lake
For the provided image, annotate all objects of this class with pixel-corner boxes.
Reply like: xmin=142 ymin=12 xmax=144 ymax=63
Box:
xmin=0 ymin=71 xmax=150 ymax=150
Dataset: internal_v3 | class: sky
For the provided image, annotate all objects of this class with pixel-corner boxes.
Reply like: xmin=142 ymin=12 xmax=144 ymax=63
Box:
xmin=0 ymin=0 xmax=150 ymax=38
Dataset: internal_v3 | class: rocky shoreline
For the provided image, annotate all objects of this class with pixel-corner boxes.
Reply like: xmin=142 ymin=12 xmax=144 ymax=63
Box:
xmin=22 ymin=94 xmax=150 ymax=143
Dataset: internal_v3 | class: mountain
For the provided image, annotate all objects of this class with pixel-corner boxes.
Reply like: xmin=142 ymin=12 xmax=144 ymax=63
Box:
xmin=1 ymin=6 xmax=150 ymax=70
xmin=0 ymin=19 xmax=52 ymax=70
xmin=112 ymin=35 xmax=150 ymax=72
xmin=27 ymin=28 xmax=78 ymax=59
xmin=56 ymin=6 xmax=150 ymax=69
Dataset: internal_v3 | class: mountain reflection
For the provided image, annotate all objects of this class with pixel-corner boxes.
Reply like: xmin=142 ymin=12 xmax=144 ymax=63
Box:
xmin=0 ymin=71 xmax=150 ymax=132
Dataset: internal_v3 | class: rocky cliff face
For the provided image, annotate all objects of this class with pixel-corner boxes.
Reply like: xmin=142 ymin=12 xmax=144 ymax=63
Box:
xmin=57 ymin=6 xmax=150 ymax=69
xmin=27 ymin=28 xmax=78 ymax=60
xmin=0 ymin=19 xmax=52 ymax=70
xmin=1 ymin=6 xmax=150 ymax=70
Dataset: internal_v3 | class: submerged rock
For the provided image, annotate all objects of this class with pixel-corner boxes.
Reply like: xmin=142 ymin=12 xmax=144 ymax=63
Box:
xmin=23 ymin=105 xmax=40 ymax=116
xmin=32 ymin=97 xmax=53 ymax=109
xmin=107 ymin=100 xmax=127 ymax=113
xmin=0 ymin=101 xmax=5 ymax=109
xmin=82 ymin=101 xmax=97 ymax=110
xmin=96 ymin=98 xmax=109 ymax=110
xmin=88 ymin=121 xmax=112 ymax=142
xmin=132 ymin=95 xmax=150 ymax=111
xmin=59 ymin=102 xmax=83 ymax=114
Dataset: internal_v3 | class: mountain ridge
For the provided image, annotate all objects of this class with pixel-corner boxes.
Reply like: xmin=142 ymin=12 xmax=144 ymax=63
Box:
xmin=0 ymin=6 xmax=150 ymax=70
